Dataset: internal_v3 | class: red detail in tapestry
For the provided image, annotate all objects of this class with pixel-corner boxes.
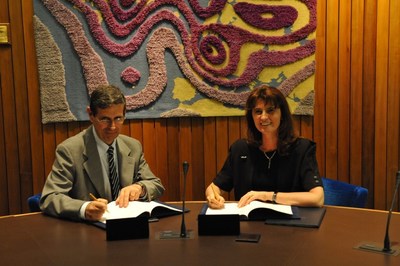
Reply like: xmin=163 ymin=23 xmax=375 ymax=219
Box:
xmin=121 ymin=67 xmax=141 ymax=85
xmin=234 ymin=3 xmax=298 ymax=30
xmin=200 ymin=35 xmax=226 ymax=65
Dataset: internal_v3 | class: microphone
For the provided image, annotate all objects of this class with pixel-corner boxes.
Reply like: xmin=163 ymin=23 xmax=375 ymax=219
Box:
xmin=180 ymin=161 xmax=189 ymax=238
xmin=356 ymin=171 xmax=400 ymax=255
xmin=156 ymin=161 xmax=192 ymax=240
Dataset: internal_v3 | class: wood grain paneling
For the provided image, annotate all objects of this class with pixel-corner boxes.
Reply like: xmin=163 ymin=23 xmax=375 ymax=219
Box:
xmin=349 ymin=0 xmax=364 ymax=188
xmin=325 ymin=0 xmax=339 ymax=180
xmin=2 ymin=0 xmax=22 ymax=214
xmin=386 ymin=0 xmax=400 ymax=210
xmin=362 ymin=0 xmax=378 ymax=207
xmin=314 ymin=0 xmax=327 ymax=178
xmin=375 ymin=0 xmax=390 ymax=210
xmin=1 ymin=0 xmax=400 ymax=215
xmin=338 ymin=0 xmax=351 ymax=183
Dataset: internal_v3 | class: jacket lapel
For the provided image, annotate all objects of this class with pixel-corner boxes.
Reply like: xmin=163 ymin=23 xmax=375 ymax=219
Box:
xmin=82 ymin=126 xmax=109 ymax=199
xmin=116 ymin=138 xmax=135 ymax=187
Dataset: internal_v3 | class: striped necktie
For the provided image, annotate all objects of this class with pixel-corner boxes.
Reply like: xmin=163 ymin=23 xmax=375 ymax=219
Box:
xmin=107 ymin=145 xmax=120 ymax=200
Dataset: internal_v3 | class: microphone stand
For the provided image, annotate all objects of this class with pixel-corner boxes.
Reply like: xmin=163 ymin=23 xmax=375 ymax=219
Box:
xmin=356 ymin=171 xmax=400 ymax=255
xmin=156 ymin=161 xmax=192 ymax=240
xmin=180 ymin=161 xmax=189 ymax=238
xmin=383 ymin=171 xmax=400 ymax=252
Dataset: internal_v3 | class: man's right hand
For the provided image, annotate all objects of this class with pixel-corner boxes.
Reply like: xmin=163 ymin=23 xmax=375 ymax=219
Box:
xmin=85 ymin=198 xmax=108 ymax=221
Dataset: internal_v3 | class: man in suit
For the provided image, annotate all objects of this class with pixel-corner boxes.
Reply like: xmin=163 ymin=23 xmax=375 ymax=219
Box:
xmin=40 ymin=85 xmax=165 ymax=221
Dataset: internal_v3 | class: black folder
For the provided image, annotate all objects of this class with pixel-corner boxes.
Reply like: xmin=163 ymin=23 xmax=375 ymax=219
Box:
xmin=265 ymin=207 xmax=326 ymax=228
xmin=106 ymin=216 xmax=149 ymax=241
xmin=197 ymin=204 xmax=240 ymax=235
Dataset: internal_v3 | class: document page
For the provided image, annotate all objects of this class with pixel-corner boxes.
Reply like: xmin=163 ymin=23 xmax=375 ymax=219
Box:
xmin=205 ymin=201 xmax=293 ymax=217
xmin=101 ymin=201 xmax=182 ymax=222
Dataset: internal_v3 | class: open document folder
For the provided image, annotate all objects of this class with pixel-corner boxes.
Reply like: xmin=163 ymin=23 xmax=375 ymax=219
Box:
xmin=100 ymin=200 xmax=185 ymax=223
xmin=204 ymin=201 xmax=298 ymax=221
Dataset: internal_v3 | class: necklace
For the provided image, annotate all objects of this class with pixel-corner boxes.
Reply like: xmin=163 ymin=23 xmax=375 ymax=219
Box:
xmin=263 ymin=150 xmax=277 ymax=169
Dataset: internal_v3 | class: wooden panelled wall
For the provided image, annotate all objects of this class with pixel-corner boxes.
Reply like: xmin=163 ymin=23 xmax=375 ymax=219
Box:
xmin=0 ymin=0 xmax=399 ymax=215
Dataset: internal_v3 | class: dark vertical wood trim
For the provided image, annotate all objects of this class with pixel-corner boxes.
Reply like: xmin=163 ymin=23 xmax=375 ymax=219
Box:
xmin=179 ymin=118 xmax=192 ymax=200
xmin=216 ymin=117 xmax=230 ymax=199
xmin=11 ymin=0 xmax=32 ymax=212
xmin=216 ymin=117 xmax=228 ymax=171
xmin=362 ymin=0 xmax=377 ymax=207
xmin=68 ymin=121 xmax=81 ymax=137
xmin=387 ymin=0 xmax=400 ymax=209
xmin=228 ymin=117 xmax=241 ymax=146
xmin=204 ymin=117 xmax=217 ymax=189
xmin=0 ymin=0 xmax=11 ymax=214
xmin=337 ymin=0 xmax=351 ymax=182
xmin=142 ymin=120 xmax=156 ymax=170
xmin=239 ymin=116 xmax=247 ymax=139
xmin=325 ymin=0 xmax=339 ymax=179
xmin=166 ymin=118 xmax=179 ymax=201
xmin=154 ymin=119 xmax=168 ymax=198
xmin=191 ymin=117 xmax=205 ymax=200
xmin=129 ymin=119 xmax=144 ymax=144
xmin=3 ymin=0 xmax=22 ymax=214
xmin=119 ymin=121 xmax=130 ymax=136
xmin=374 ymin=0 xmax=390 ymax=209
xmin=349 ymin=0 xmax=364 ymax=186
xmin=43 ymin=124 xmax=56 ymax=182
xmin=314 ymin=0 xmax=327 ymax=176
xmin=300 ymin=116 xmax=313 ymax=140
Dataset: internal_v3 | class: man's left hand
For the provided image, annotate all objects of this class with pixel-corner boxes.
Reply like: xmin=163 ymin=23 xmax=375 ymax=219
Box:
xmin=115 ymin=184 xmax=143 ymax=207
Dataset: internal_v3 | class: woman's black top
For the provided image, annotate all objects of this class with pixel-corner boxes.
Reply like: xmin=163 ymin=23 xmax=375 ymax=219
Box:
xmin=213 ymin=138 xmax=322 ymax=200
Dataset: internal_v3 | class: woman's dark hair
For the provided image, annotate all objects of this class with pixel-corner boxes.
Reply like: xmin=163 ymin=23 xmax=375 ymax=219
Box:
xmin=89 ymin=85 xmax=126 ymax=116
xmin=245 ymin=85 xmax=297 ymax=155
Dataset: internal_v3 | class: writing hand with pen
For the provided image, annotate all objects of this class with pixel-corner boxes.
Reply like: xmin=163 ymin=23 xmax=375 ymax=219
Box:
xmin=206 ymin=183 xmax=225 ymax=209
xmin=85 ymin=193 xmax=108 ymax=221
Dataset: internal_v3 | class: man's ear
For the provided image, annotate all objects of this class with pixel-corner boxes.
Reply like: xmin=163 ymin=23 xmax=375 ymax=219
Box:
xmin=86 ymin=106 xmax=92 ymax=116
xmin=86 ymin=107 xmax=95 ymax=123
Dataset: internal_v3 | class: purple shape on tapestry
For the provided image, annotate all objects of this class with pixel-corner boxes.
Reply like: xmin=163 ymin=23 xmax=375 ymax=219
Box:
xmin=234 ymin=2 xmax=298 ymax=30
xmin=121 ymin=66 xmax=141 ymax=85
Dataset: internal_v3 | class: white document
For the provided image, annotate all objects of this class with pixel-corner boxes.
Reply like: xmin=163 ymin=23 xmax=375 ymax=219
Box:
xmin=205 ymin=201 xmax=293 ymax=217
xmin=101 ymin=201 xmax=182 ymax=222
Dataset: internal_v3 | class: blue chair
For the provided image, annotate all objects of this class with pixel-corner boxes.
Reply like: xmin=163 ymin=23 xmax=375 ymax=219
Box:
xmin=27 ymin=193 xmax=42 ymax=212
xmin=322 ymin=177 xmax=368 ymax=208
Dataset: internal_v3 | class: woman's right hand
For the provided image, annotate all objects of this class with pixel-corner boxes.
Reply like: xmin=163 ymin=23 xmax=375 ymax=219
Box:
xmin=206 ymin=183 xmax=225 ymax=209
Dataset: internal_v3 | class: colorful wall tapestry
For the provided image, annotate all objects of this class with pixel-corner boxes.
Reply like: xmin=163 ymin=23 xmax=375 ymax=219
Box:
xmin=33 ymin=0 xmax=316 ymax=123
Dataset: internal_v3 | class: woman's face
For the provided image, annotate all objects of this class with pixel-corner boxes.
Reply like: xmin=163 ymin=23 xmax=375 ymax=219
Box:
xmin=252 ymin=99 xmax=281 ymax=135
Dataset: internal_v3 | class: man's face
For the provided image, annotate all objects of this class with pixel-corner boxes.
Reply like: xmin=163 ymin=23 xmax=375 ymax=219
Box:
xmin=87 ymin=104 xmax=125 ymax=145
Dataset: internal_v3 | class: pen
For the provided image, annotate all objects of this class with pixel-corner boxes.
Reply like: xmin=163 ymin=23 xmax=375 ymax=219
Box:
xmin=89 ymin=193 xmax=97 ymax=201
xmin=210 ymin=183 xmax=219 ymax=200
xmin=89 ymin=193 xmax=109 ymax=213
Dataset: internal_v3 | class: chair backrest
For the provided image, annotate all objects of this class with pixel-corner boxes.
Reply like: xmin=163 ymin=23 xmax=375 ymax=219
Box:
xmin=322 ymin=177 xmax=368 ymax=208
xmin=27 ymin=193 xmax=42 ymax=212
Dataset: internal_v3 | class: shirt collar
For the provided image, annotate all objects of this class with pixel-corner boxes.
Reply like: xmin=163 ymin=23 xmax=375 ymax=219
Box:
xmin=92 ymin=126 xmax=116 ymax=153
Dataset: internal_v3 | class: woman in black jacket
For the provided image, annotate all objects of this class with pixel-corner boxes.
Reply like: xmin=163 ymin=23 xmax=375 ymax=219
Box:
xmin=206 ymin=85 xmax=324 ymax=209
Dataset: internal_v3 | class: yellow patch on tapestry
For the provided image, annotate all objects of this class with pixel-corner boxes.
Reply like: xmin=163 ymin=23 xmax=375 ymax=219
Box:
xmin=173 ymin=78 xmax=196 ymax=102
xmin=179 ymin=99 xmax=245 ymax=117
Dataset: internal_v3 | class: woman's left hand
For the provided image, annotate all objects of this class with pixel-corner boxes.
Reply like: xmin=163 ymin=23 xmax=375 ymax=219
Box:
xmin=238 ymin=191 xmax=268 ymax=208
